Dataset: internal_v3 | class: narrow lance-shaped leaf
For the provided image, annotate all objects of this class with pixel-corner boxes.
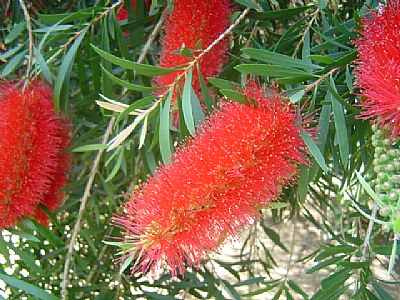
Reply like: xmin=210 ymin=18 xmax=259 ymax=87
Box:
xmin=159 ymin=88 xmax=173 ymax=163
xmin=300 ymin=129 xmax=328 ymax=172
xmin=54 ymin=27 xmax=88 ymax=114
xmin=0 ymin=274 xmax=59 ymax=300
xmin=182 ymin=67 xmax=196 ymax=134
xmin=330 ymin=77 xmax=349 ymax=167
xmin=91 ymin=44 xmax=179 ymax=76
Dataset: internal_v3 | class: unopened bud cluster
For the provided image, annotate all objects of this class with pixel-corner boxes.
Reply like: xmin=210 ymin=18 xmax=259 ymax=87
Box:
xmin=371 ymin=125 xmax=400 ymax=221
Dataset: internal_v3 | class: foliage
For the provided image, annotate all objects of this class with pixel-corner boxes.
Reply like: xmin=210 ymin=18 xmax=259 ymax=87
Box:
xmin=0 ymin=0 xmax=399 ymax=299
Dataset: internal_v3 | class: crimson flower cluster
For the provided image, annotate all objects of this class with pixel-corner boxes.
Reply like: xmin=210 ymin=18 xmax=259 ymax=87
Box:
xmin=153 ymin=0 xmax=234 ymax=101
xmin=0 ymin=80 xmax=71 ymax=228
xmin=113 ymin=81 xmax=310 ymax=277
xmin=354 ymin=0 xmax=400 ymax=138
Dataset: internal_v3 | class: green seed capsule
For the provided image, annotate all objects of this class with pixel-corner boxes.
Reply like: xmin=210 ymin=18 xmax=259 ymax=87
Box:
xmin=377 ymin=172 xmax=387 ymax=180
xmin=389 ymin=192 xmax=398 ymax=201
xmin=386 ymin=164 xmax=395 ymax=171
xmin=382 ymin=182 xmax=392 ymax=190
xmin=380 ymin=207 xmax=390 ymax=216
xmin=380 ymin=154 xmax=389 ymax=163
xmin=388 ymin=149 xmax=398 ymax=158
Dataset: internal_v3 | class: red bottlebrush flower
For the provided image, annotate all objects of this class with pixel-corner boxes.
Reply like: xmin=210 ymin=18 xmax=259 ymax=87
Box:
xmin=152 ymin=0 xmax=234 ymax=100
xmin=0 ymin=80 xmax=71 ymax=228
xmin=354 ymin=0 xmax=400 ymax=138
xmin=113 ymin=80 xmax=309 ymax=277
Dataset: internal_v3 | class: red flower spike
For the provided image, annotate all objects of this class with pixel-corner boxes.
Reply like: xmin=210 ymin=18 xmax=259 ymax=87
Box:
xmin=153 ymin=0 xmax=234 ymax=101
xmin=113 ymin=80 xmax=310 ymax=277
xmin=354 ymin=0 xmax=400 ymax=138
xmin=0 ymin=80 xmax=71 ymax=228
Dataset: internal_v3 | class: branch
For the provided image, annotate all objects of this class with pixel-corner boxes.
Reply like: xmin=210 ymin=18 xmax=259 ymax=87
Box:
xmin=60 ymin=117 xmax=115 ymax=300
xmin=60 ymin=5 xmax=166 ymax=298
xmin=18 ymin=0 xmax=34 ymax=78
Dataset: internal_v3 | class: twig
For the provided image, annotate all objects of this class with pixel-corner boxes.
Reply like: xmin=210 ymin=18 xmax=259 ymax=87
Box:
xmin=293 ymin=8 xmax=320 ymax=58
xmin=361 ymin=203 xmax=378 ymax=260
xmin=198 ymin=7 xmax=250 ymax=61
xmin=60 ymin=117 xmax=115 ymax=300
xmin=105 ymin=6 xmax=251 ymax=150
xmin=304 ymin=67 xmax=341 ymax=94
xmin=34 ymin=0 xmax=124 ymax=80
xmin=18 ymin=0 xmax=34 ymax=78
xmin=60 ymin=5 xmax=165 ymax=298
xmin=137 ymin=10 xmax=166 ymax=64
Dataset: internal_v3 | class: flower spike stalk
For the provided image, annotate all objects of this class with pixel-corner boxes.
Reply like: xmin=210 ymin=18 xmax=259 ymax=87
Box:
xmin=113 ymin=80 xmax=311 ymax=277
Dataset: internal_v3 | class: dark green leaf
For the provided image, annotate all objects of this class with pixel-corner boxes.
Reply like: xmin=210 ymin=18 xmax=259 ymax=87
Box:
xmin=235 ymin=64 xmax=317 ymax=78
xmin=248 ymin=5 xmax=314 ymax=21
xmin=182 ymin=68 xmax=196 ymax=134
xmin=101 ymin=65 xmax=159 ymax=92
xmin=243 ymin=48 xmax=322 ymax=70
xmin=0 ymin=274 xmax=58 ymax=300
xmin=306 ymin=255 xmax=345 ymax=274
xmin=300 ymin=129 xmax=328 ymax=172
xmin=159 ymin=88 xmax=173 ymax=163
xmin=73 ymin=144 xmax=108 ymax=152
xmin=92 ymin=45 xmax=178 ymax=76
xmin=371 ymin=282 xmax=394 ymax=300
xmin=54 ymin=27 xmax=88 ymax=114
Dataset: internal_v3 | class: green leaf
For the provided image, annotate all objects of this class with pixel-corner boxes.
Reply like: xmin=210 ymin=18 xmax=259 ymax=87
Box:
xmin=101 ymin=65 xmax=160 ymax=92
xmin=182 ymin=68 xmax=196 ymax=134
xmin=222 ymin=279 xmax=241 ymax=300
xmin=235 ymin=64 xmax=317 ymax=78
xmin=243 ymin=48 xmax=322 ymax=70
xmin=320 ymin=269 xmax=351 ymax=291
xmin=54 ymin=27 xmax=88 ymax=114
xmin=119 ymin=253 xmax=135 ymax=274
xmin=8 ymin=230 xmax=40 ymax=243
xmin=287 ymin=280 xmax=309 ymax=299
xmin=142 ymin=291 xmax=180 ymax=300
xmin=300 ymin=129 xmax=328 ymax=172
xmin=234 ymin=0 xmax=259 ymax=9
xmin=394 ymin=216 xmax=400 ymax=233
xmin=159 ymin=88 xmax=173 ymax=163
xmin=0 ymin=274 xmax=58 ymax=300
xmin=92 ymin=45 xmax=178 ymax=76
xmin=190 ymin=86 xmax=205 ymax=126
xmin=5 ymin=22 xmax=25 ymax=44
xmin=355 ymin=171 xmax=386 ymax=208
xmin=339 ymin=261 xmax=370 ymax=269
xmin=306 ymin=255 xmax=345 ymax=274
xmin=34 ymin=47 xmax=52 ymax=83
xmin=332 ymin=85 xmax=349 ymax=167
xmin=220 ymin=89 xmax=246 ymax=104
xmin=0 ymin=44 xmax=23 ymax=60
xmin=260 ymin=222 xmax=288 ymax=252
xmin=1 ymin=50 xmax=27 ymax=78
xmin=106 ymin=148 xmax=124 ymax=182
xmin=308 ymin=55 xmax=335 ymax=65
xmin=37 ymin=7 xmax=105 ymax=25
xmin=208 ymin=77 xmax=238 ymax=90
xmin=269 ymin=202 xmax=289 ymax=209
xmin=248 ymin=5 xmax=314 ymax=21
xmin=73 ymin=144 xmax=108 ymax=152
xmin=197 ymin=64 xmax=214 ymax=112
xmin=372 ymin=281 xmax=394 ymax=300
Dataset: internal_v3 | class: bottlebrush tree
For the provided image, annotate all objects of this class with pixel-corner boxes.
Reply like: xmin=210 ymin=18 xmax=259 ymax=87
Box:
xmin=0 ymin=0 xmax=399 ymax=299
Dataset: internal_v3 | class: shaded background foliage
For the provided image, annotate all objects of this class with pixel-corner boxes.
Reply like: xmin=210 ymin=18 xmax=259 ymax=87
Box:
xmin=0 ymin=0 xmax=399 ymax=299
